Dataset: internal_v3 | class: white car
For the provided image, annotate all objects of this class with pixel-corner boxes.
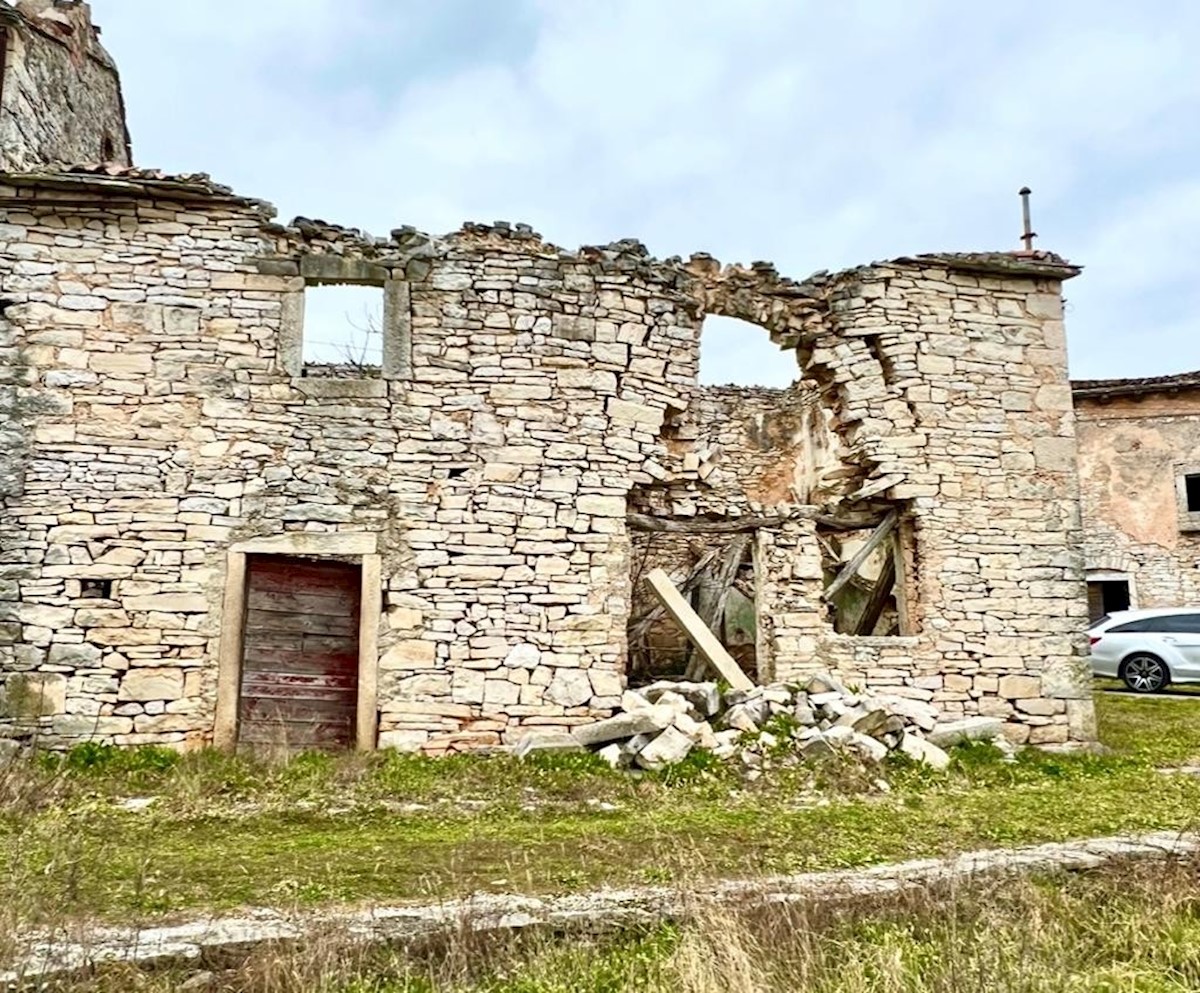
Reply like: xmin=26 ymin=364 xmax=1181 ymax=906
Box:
xmin=1088 ymin=608 xmax=1200 ymax=692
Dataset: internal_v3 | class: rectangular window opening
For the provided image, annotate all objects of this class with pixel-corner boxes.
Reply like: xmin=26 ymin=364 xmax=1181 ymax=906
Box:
xmin=1087 ymin=579 xmax=1129 ymax=623
xmin=1185 ymin=474 xmax=1200 ymax=513
xmin=302 ymin=283 xmax=383 ymax=378
xmin=819 ymin=510 xmax=910 ymax=636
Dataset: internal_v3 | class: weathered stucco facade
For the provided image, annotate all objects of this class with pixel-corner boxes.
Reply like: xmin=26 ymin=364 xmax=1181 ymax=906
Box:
xmin=0 ymin=5 xmax=1096 ymax=752
xmin=1074 ymin=372 xmax=1200 ymax=618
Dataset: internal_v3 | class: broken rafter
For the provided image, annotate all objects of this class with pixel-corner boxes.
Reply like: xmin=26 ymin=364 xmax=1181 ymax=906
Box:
xmin=822 ymin=509 xmax=899 ymax=602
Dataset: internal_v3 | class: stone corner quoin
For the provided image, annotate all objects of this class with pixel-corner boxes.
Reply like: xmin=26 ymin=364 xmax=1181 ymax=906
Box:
xmin=0 ymin=0 xmax=1095 ymax=753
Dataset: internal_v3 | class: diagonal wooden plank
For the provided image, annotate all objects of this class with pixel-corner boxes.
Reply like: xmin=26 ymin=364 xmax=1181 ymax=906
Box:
xmin=823 ymin=509 xmax=899 ymax=602
xmin=644 ymin=568 xmax=754 ymax=691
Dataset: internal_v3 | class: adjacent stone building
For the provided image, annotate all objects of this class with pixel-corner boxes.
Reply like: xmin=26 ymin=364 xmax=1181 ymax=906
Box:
xmin=0 ymin=1 xmax=131 ymax=171
xmin=0 ymin=3 xmax=1096 ymax=752
xmin=1074 ymin=371 xmax=1200 ymax=620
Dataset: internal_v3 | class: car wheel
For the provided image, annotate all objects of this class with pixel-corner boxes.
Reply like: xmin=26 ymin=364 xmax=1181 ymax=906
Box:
xmin=1120 ymin=653 xmax=1170 ymax=693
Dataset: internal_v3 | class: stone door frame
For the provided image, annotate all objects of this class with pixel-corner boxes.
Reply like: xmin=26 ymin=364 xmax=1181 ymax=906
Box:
xmin=213 ymin=532 xmax=381 ymax=752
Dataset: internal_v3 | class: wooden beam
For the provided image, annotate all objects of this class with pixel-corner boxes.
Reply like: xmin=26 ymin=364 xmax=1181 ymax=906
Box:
xmin=628 ymin=510 xmax=889 ymax=534
xmin=627 ymin=513 xmax=786 ymax=534
xmin=853 ymin=540 xmax=897 ymax=635
xmin=644 ymin=568 xmax=754 ymax=691
xmin=823 ymin=509 xmax=899 ymax=602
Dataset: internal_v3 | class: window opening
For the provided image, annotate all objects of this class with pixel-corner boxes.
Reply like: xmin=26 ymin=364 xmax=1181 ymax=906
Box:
xmin=1185 ymin=474 xmax=1200 ymax=513
xmin=101 ymin=134 xmax=115 ymax=161
xmin=699 ymin=315 xmax=796 ymax=388
xmin=1086 ymin=579 xmax=1129 ymax=622
xmin=818 ymin=509 xmax=910 ymax=636
xmin=302 ymin=283 xmax=383 ymax=376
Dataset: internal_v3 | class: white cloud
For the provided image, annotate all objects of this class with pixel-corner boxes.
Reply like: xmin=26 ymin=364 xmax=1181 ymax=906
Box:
xmin=93 ymin=0 xmax=1200 ymax=382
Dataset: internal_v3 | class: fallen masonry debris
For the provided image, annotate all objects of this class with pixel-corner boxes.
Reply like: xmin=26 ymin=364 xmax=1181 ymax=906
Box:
xmin=518 ymin=671 xmax=1012 ymax=774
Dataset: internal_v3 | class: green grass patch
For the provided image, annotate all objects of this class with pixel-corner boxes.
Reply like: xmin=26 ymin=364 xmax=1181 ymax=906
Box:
xmin=1 ymin=691 xmax=1198 ymax=927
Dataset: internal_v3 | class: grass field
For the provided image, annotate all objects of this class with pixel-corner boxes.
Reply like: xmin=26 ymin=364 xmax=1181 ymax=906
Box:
xmin=1 ymin=691 xmax=1198 ymax=934
xmin=72 ymin=850 xmax=1200 ymax=992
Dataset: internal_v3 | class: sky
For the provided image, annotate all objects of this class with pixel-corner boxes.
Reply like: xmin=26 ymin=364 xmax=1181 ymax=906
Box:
xmin=93 ymin=0 xmax=1200 ymax=386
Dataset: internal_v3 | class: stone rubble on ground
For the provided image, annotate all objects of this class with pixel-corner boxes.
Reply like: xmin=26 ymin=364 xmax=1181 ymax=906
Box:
xmin=518 ymin=670 xmax=1016 ymax=774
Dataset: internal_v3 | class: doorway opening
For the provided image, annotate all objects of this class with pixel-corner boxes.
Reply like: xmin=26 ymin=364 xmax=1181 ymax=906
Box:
xmin=627 ymin=527 xmax=758 ymax=686
xmin=238 ymin=555 xmax=362 ymax=751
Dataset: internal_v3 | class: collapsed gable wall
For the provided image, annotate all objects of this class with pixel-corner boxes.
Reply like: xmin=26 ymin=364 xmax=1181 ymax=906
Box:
xmin=0 ymin=173 xmax=1095 ymax=750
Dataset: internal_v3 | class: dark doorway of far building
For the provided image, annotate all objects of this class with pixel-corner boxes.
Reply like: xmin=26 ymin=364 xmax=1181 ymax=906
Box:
xmin=1087 ymin=578 xmax=1130 ymax=623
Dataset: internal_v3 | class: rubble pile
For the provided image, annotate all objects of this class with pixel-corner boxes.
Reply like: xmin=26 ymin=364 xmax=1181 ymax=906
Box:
xmin=517 ymin=672 xmax=1010 ymax=774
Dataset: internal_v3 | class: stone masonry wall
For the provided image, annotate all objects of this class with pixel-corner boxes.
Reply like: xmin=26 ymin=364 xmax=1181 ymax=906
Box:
xmin=1075 ymin=391 xmax=1200 ymax=607
xmin=0 ymin=172 xmax=1095 ymax=751
xmin=0 ymin=1 xmax=130 ymax=171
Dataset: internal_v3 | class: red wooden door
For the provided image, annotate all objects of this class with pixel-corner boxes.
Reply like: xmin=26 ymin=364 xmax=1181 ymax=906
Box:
xmin=238 ymin=555 xmax=361 ymax=750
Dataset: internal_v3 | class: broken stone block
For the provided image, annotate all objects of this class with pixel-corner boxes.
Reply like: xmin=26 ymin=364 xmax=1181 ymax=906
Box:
xmin=759 ymin=684 xmax=792 ymax=705
xmin=799 ymin=734 xmax=837 ymax=761
xmin=653 ymin=690 xmax=694 ymax=718
xmin=808 ymin=691 xmax=844 ymax=708
xmin=854 ymin=709 xmax=902 ymax=740
xmin=671 ymin=712 xmax=717 ymax=749
xmin=723 ymin=702 xmax=763 ymax=733
xmin=877 ymin=695 xmax=940 ymax=731
xmin=874 ymin=713 xmax=906 ymax=737
xmin=927 ymin=717 xmax=1003 ymax=749
xmin=805 ymin=672 xmax=848 ymax=695
xmin=597 ymin=743 xmax=624 ymax=768
xmin=572 ymin=708 xmax=673 ymax=747
xmin=849 ymin=731 xmax=889 ymax=763
xmin=515 ymin=732 xmax=583 ymax=759
xmin=899 ymin=734 xmax=951 ymax=771
xmin=622 ymin=732 xmax=655 ymax=759
xmin=635 ymin=726 xmax=694 ymax=770
xmin=823 ymin=725 xmax=856 ymax=746
xmin=621 ymin=689 xmax=652 ymax=712
xmin=641 ymin=680 xmax=720 ymax=717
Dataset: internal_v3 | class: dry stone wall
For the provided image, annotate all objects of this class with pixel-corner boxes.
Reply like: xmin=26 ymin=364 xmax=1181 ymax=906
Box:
xmin=0 ymin=171 xmax=1095 ymax=751
xmin=0 ymin=1 xmax=130 ymax=171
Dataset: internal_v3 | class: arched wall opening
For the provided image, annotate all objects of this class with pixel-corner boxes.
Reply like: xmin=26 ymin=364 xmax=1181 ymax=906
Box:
xmin=698 ymin=315 xmax=798 ymax=388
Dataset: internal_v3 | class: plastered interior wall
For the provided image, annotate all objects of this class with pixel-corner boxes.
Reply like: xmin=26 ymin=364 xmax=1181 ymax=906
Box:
xmin=0 ymin=170 xmax=1096 ymax=751
xmin=1075 ymin=391 xmax=1200 ymax=606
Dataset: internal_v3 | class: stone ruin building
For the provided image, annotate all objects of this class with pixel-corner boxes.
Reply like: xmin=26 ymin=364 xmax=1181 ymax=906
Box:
xmin=0 ymin=0 xmax=1096 ymax=753
xmin=1074 ymin=370 xmax=1200 ymax=620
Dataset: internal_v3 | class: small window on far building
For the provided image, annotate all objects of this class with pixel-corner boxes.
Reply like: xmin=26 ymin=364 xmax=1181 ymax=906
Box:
xmin=1185 ymin=474 xmax=1200 ymax=513
xmin=101 ymin=134 xmax=115 ymax=162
